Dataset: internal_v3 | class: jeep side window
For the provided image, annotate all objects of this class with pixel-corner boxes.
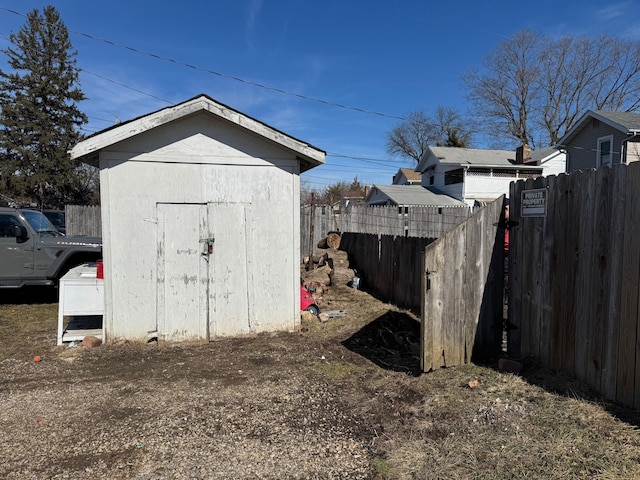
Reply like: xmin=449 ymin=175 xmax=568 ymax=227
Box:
xmin=0 ymin=214 xmax=21 ymax=238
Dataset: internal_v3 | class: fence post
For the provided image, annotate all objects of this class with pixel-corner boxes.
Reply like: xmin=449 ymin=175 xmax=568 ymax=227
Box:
xmin=306 ymin=193 xmax=315 ymax=271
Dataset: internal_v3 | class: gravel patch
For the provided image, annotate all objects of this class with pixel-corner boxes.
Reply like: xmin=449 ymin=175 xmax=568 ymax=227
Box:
xmin=1 ymin=333 xmax=378 ymax=479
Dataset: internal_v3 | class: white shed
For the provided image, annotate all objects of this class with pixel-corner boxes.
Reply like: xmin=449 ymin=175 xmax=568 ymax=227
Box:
xmin=70 ymin=94 xmax=325 ymax=343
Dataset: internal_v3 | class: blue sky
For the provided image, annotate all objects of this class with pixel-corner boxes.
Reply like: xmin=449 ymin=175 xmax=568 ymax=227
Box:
xmin=0 ymin=1 xmax=638 ymax=191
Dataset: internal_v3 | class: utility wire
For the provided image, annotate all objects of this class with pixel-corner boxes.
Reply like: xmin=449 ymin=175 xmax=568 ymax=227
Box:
xmin=0 ymin=7 xmax=406 ymax=121
xmin=81 ymin=69 xmax=173 ymax=105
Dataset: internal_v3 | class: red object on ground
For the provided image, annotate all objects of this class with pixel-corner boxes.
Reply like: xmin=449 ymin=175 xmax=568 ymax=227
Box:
xmin=300 ymin=285 xmax=314 ymax=310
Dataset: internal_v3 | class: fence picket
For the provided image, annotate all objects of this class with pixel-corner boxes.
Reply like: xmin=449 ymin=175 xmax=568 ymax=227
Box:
xmin=65 ymin=205 xmax=102 ymax=237
xmin=300 ymin=204 xmax=476 ymax=257
xmin=511 ymin=163 xmax=640 ymax=408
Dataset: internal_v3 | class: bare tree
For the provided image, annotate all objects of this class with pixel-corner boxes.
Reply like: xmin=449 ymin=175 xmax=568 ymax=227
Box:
xmin=465 ymin=30 xmax=640 ymax=147
xmin=386 ymin=110 xmax=436 ymax=163
xmin=538 ymin=35 xmax=640 ymax=145
xmin=386 ymin=107 xmax=472 ymax=163
xmin=433 ymin=106 xmax=472 ymax=147
xmin=464 ymin=30 xmax=540 ymax=148
xmin=589 ymin=36 xmax=640 ymax=111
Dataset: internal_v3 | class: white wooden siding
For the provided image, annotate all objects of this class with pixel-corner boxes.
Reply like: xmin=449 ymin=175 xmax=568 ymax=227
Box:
xmin=208 ymin=202 xmax=252 ymax=337
xmin=101 ymin=114 xmax=300 ymax=342
xmin=156 ymin=203 xmax=208 ymax=342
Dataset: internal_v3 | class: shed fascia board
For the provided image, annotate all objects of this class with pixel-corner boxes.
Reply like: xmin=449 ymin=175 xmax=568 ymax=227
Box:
xmin=71 ymin=95 xmax=325 ymax=170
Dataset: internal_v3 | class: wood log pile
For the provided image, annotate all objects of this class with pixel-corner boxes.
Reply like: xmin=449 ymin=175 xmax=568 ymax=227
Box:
xmin=302 ymin=232 xmax=356 ymax=288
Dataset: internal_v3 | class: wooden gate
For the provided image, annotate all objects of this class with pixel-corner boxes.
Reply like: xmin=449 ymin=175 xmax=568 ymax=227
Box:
xmin=421 ymin=198 xmax=504 ymax=371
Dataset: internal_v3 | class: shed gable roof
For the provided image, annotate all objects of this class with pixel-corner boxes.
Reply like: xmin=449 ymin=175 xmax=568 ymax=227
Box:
xmin=70 ymin=94 xmax=325 ymax=172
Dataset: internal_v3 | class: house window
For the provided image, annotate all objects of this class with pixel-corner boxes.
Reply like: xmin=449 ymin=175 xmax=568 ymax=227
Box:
xmin=597 ymin=135 xmax=613 ymax=167
xmin=444 ymin=168 xmax=464 ymax=185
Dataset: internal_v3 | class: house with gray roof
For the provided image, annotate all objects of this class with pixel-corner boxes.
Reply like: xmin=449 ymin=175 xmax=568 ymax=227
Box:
xmin=365 ymin=184 xmax=467 ymax=207
xmin=530 ymin=147 xmax=566 ymax=177
xmin=392 ymin=167 xmax=422 ymax=185
xmin=556 ymin=110 xmax=640 ymax=172
xmin=415 ymin=146 xmax=544 ymax=206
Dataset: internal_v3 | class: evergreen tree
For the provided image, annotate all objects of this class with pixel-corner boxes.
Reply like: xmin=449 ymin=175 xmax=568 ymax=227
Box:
xmin=0 ymin=5 xmax=89 ymax=208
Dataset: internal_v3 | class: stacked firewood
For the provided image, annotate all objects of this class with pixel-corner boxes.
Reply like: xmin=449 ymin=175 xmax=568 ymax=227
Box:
xmin=302 ymin=232 xmax=355 ymax=288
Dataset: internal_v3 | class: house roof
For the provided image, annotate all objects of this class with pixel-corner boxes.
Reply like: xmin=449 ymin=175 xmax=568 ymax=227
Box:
xmin=341 ymin=189 xmax=366 ymax=199
xmin=365 ymin=185 xmax=467 ymax=207
xmin=395 ymin=167 xmax=422 ymax=182
xmin=416 ymin=146 xmax=545 ymax=172
xmin=557 ymin=110 xmax=640 ymax=147
xmin=530 ymin=147 xmax=559 ymax=163
xmin=70 ymin=94 xmax=326 ymax=173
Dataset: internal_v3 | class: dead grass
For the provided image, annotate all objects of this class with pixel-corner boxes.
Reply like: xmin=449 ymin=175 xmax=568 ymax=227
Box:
xmin=2 ymin=285 xmax=640 ymax=479
xmin=0 ymin=299 xmax=57 ymax=360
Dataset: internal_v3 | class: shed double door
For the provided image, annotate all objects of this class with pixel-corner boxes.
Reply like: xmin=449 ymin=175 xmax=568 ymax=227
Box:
xmin=156 ymin=202 xmax=253 ymax=342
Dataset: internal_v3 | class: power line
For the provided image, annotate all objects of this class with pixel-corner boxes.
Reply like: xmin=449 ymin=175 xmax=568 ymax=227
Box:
xmin=0 ymin=7 xmax=406 ymax=121
xmin=81 ymin=69 xmax=173 ymax=105
xmin=0 ymin=31 xmax=175 ymax=110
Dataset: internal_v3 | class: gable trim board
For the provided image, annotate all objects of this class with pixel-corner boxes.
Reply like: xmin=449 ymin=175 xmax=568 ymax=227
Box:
xmin=71 ymin=94 xmax=325 ymax=173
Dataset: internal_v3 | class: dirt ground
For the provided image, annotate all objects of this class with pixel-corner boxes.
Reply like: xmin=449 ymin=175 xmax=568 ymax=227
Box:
xmin=2 ymin=285 xmax=640 ymax=479
xmin=0 ymin=286 xmax=422 ymax=480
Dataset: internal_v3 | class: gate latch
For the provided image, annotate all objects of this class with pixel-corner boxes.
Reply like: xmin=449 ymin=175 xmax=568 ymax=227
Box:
xmin=426 ymin=269 xmax=436 ymax=291
xmin=200 ymin=237 xmax=215 ymax=256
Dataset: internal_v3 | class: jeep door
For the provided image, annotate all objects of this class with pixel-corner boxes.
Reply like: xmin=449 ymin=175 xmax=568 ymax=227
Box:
xmin=0 ymin=213 xmax=34 ymax=285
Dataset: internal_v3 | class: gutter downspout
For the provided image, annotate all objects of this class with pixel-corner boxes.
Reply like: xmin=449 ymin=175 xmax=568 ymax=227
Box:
xmin=621 ymin=130 xmax=640 ymax=164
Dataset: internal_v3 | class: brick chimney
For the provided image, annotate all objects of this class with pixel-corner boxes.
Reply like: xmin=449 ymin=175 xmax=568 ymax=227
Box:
xmin=515 ymin=144 xmax=531 ymax=164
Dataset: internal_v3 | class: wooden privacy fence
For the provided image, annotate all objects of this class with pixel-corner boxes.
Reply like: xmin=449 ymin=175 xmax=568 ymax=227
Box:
xmin=65 ymin=205 xmax=102 ymax=237
xmin=421 ymin=198 xmax=504 ymax=371
xmin=509 ymin=162 xmax=640 ymax=408
xmin=339 ymin=233 xmax=435 ymax=312
xmin=301 ymin=204 xmax=476 ymax=258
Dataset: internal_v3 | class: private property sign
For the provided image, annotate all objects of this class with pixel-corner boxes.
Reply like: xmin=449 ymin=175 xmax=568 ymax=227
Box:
xmin=521 ymin=188 xmax=547 ymax=217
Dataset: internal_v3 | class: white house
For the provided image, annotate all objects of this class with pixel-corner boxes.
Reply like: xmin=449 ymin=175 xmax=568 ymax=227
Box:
xmin=415 ymin=146 xmax=545 ymax=206
xmin=70 ymin=94 xmax=325 ymax=343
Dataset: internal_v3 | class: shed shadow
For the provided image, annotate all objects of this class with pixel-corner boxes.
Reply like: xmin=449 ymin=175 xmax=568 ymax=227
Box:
xmin=342 ymin=310 xmax=421 ymax=376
